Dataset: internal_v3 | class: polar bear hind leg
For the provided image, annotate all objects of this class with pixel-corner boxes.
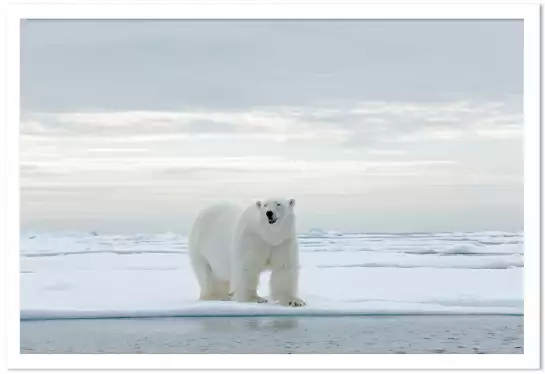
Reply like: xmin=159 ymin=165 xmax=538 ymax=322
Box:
xmin=189 ymin=252 xmax=230 ymax=301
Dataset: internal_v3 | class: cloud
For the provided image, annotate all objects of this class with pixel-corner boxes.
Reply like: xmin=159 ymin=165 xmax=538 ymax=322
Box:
xmin=21 ymin=20 xmax=522 ymax=112
xmin=85 ymin=148 xmax=150 ymax=153
xmin=19 ymin=157 xmax=457 ymax=177
xmin=19 ymin=20 xmax=523 ymax=232
xmin=20 ymin=100 xmax=522 ymax=147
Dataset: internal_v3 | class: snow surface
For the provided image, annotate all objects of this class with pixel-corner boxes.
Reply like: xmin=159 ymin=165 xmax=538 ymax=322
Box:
xmin=20 ymin=230 xmax=524 ymax=320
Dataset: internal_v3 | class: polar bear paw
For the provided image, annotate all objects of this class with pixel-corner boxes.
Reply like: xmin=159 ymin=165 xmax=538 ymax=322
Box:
xmin=232 ymin=293 xmax=269 ymax=303
xmin=282 ymin=297 xmax=306 ymax=307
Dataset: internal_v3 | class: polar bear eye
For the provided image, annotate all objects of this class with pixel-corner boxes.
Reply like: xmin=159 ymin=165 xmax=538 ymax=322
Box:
xmin=277 ymin=203 xmax=281 ymax=207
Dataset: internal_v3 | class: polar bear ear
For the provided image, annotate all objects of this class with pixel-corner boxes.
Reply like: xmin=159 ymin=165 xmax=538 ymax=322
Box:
xmin=289 ymin=199 xmax=296 ymax=208
xmin=256 ymin=201 xmax=262 ymax=209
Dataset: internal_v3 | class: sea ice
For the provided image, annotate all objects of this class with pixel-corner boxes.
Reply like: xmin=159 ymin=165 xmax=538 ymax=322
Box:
xmin=20 ymin=230 xmax=524 ymax=320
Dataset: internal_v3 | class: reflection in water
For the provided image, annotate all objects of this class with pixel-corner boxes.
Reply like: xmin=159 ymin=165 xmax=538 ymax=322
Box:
xmin=246 ymin=317 xmax=299 ymax=331
xmin=196 ymin=317 xmax=299 ymax=333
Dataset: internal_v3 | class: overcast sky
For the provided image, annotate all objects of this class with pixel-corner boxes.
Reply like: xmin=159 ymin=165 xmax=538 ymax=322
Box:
xmin=20 ymin=20 xmax=523 ymax=234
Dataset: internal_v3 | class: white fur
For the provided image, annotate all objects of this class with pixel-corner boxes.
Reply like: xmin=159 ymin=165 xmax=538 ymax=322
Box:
xmin=188 ymin=198 xmax=305 ymax=307
xmin=188 ymin=203 xmax=240 ymax=301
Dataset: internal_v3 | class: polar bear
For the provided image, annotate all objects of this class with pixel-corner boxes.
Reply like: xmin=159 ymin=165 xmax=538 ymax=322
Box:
xmin=188 ymin=198 xmax=305 ymax=307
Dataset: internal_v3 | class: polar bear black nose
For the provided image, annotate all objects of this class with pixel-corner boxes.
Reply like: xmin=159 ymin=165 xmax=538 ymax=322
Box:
xmin=266 ymin=211 xmax=274 ymax=218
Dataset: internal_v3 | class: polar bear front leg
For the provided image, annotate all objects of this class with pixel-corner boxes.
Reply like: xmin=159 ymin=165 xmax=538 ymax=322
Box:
xmin=232 ymin=266 xmax=268 ymax=303
xmin=231 ymin=233 xmax=269 ymax=303
xmin=269 ymin=266 xmax=305 ymax=307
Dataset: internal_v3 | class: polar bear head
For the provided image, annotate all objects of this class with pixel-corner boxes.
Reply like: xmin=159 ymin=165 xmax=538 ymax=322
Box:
xmin=255 ymin=198 xmax=296 ymax=242
xmin=256 ymin=197 xmax=295 ymax=225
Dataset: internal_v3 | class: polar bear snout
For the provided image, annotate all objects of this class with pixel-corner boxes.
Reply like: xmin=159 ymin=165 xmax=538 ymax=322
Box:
xmin=266 ymin=210 xmax=277 ymax=224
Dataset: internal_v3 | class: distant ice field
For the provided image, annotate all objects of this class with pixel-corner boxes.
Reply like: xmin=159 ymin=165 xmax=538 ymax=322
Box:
xmin=20 ymin=230 xmax=524 ymax=320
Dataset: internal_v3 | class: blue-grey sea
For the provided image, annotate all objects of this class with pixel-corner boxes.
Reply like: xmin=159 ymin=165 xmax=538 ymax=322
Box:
xmin=20 ymin=315 xmax=523 ymax=354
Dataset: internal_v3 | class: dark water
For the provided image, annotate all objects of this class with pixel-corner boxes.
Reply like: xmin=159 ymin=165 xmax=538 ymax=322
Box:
xmin=20 ymin=315 xmax=523 ymax=354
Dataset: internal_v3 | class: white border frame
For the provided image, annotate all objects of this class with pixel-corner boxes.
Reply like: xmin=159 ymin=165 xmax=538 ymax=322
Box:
xmin=5 ymin=2 xmax=540 ymax=370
